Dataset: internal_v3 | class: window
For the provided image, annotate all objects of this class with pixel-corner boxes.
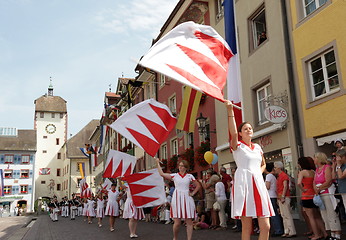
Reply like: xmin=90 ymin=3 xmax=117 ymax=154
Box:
xmin=20 ymin=170 xmax=29 ymax=178
xmin=215 ymin=0 xmax=224 ymax=21
xmin=60 ymin=113 xmax=64 ymax=118
xmin=57 ymin=153 xmax=61 ymax=159
xmin=76 ymin=162 xmax=82 ymax=172
xmin=4 ymin=155 xmax=13 ymax=164
xmin=51 ymin=113 xmax=55 ymax=118
xmin=171 ymin=138 xmax=178 ymax=156
xmin=169 ymin=95 xmax=176 ymax=115
xmin=43 ymin=136 xmax=47 ymax=139
xmin=249 ymin=6 xmax=267 ymax=51
xmin=57 ymin=184 xmax=61 ymax=191
xmin=4 ymin=186 xmax=12 ymax=195
xmin=308 ymin=49 xmax=339 ymax=100
xmin=20 ymin=185 xmax=28 ymax=194
xmin=187 ymin=132 xmax=194 ymax=148
xmin=160 ymin=74 xmax=166 ymax=87
xmin=40 ymin=112 xmax=44 ymax=118
xmin=57 ymin=168 xmax=61 ymax=177
xmin=161 ymin=144 xmax=167 ymax=160
xmin=43 ymin=150 xmax=47 ymax=153
xmin=41 ymin=181 xmax=46 ymax=184
xmin=56 ymin=138 xmax=60 ymax=145
xmin=77 ymin=178 xmax=82 ymax=187
xmin=21 ymin=155 xmax=30 ymax=164
xmin=303 ymin=0 xmax=328 ymax=16
xmin=256 ymin=83 xmax=272 ymax=125
xmin=4 ymin=170 xmax=13 ymax=179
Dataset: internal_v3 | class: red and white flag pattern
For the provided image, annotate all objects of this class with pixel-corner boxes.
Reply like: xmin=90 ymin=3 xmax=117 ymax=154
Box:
xmin=122 ymin=169 xmax=166 ymax=208
xmin=101 ymin=178 xmax=113 ymax=191
xmin=139 ymin=21 xmax=233 ymax=102
xmin=109 ymin=99 xmax=177 ymax=157
xmin=79 ymin=178 xmax=88 ymax=197
xmin=82 ymin=187 xmax=92 ymax=198
xmin=103 ymin=150 xmax=136 ymax=178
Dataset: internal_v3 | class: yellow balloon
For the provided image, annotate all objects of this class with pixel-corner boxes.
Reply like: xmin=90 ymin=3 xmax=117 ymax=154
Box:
xmin=204 ymin=151 xmax=213 ymax=164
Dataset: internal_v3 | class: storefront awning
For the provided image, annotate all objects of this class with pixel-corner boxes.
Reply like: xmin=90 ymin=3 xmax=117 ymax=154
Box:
xmin=316 ymin=131 xmax=346 ymax=146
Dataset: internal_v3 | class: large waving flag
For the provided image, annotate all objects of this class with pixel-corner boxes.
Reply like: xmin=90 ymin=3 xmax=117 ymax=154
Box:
xmin=90 ymin=145 xmax=98 ymax=168
xmin=109 ymin=99 xmax=177 ymax=157
xmin=103 ymin=150 xmax=137 ymax=178
xmin=102 ymin=178 xmax=113 ymax=191
xmin=139 ymin=21 xmax=233 ymax=102
xmin=79 ymin=178 xmax=88 ymax=197
xmin=122 ymin=169 xmax=165 ymax=208
xmin=224 ymin=0 xmax=243 ymax=126
xmin=176 ymin=86 xmax=202 ymax=133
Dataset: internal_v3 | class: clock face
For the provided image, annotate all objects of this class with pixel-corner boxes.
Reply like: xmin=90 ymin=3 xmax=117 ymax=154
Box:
xmin=45 ymin=124 xmax=56 ymax=134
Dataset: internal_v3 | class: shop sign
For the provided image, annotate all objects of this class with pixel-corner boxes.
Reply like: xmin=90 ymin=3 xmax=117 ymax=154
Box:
xmin=264 ymin=105 xmax=288 ymax=123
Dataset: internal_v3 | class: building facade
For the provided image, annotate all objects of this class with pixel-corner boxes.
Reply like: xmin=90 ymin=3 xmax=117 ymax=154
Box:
xmin=0 ymin=128 xmax=36 ymax=215
xmin=287 ymin=0 xmax=346 ymax=156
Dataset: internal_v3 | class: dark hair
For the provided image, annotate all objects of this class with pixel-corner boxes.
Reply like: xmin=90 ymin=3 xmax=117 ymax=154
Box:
xmin=266 ymin=162 xmax=274 ymax=172
xmin=238 ymin=122 xmax=252 ymax=133
xmin=111 ymin=183 xmax=117 ymax=187
xmin=336 ymin=148 xmax=346 ymax=157
xmin=298 ymin=156 xmax=315 ymax=170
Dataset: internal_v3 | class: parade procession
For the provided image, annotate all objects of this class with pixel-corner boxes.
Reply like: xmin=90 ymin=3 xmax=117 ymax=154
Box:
xmin=1 ymin=0 xmax=346 ymax=240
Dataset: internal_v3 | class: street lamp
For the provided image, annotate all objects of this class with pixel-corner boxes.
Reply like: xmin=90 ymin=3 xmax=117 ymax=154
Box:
xmin=196 ymin=112 xmax=207 ymax=135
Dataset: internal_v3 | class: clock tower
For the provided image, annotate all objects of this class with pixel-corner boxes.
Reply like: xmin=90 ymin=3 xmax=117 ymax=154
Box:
xmin=34 ymin=81 xmax=67 ymax=200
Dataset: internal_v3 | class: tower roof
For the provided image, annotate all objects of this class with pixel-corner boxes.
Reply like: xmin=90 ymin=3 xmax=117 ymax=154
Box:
xmin=34 ymin=95 xmax=67 ymax=113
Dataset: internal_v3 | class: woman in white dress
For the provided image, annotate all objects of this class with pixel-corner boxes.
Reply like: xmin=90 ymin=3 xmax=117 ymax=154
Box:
xmin=82 ymin=198 xmax=88 ymax=222
xmin=226 ymin=101 xmax=274 ymax=240
xmin=156 ymin=158 xmax=201 ymax=240
xmin=86 ymin=197 xmax=96 ymax=224
xmin=96 ymin=193 xmax=105 ymax=227
xmin=122 ymin=183 xmax=145 ymax=238
xmin=105 ymin=183 xmax=120 ymax=232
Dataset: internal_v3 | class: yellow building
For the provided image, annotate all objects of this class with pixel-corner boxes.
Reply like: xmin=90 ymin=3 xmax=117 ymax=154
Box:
xmin=287 ymin=0 xmax=346 ymax=155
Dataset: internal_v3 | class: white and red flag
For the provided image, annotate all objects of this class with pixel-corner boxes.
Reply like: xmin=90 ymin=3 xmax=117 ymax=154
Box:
xmin=109 ymin=99 xmax=177 ymax=157
xmin=102 ymin=150 xmax=137 ymax=178
xmin=79 ymin=178 xmax=88 ymax=197
xmin=139 ymin=21 xmax=233 ymax=102
xmin=101 ymin=178 xmax=113 ymax=191
xmin=122 ymin=169 xmax=165 ymax=208
xmin=82 ymin=188 xmax=92 ymax=198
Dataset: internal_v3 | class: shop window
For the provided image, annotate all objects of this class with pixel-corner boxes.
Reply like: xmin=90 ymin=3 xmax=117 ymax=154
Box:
xmin=307 ymin=49 xmax=339 ymax=100
xmin=249 ymin=5 xmax=267 ymax=51
xmin=20 ymin=185 xmax=28 ymax=194
xmin=4 ymin=170 xmax=13 ymax=179
xmin=20 ymin=170 xmax=29 ymax=178
xmin=21 ymin=155 xmax=30 ymax=164
xmin=4 ymin=186 xmax=12 ymax=195
xmin=4 ymin=155 xmax=13 ymax=164
xmin=256 ymin=82 xmax=272 ymax=125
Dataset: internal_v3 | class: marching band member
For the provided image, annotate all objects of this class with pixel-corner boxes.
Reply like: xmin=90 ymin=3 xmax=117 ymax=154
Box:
xmin=105 ymin=183 xmax=120 ymax=232
xmin=69 ymin=194 xmax=78 ymax=220
xmin=96 ymin=193 xmax=105 ymax=227
xmin=122 ymin=181 xmax=145 ymax=239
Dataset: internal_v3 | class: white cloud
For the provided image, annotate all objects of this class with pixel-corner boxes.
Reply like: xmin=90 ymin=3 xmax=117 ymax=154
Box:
xmin=93 ymin=0 xmax=178 ymax=38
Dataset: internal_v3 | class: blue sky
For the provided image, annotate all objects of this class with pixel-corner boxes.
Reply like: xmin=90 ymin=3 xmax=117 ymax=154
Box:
xmin=0 ymin=0 xmax=178 ymax=136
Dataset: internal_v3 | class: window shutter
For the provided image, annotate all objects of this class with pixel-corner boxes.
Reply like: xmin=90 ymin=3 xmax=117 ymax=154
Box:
xmin=28 ymin=185 xmax=32 ymax=193
xmin=0 ymin=155 xmax=4 ymax=164
xmin=13 ymin=186 xmax=18 ymax=194
xmin=15 ymin=170 xmax=20 ymax=179
xmin=29 ymin=155 xmax=34 ymax=164
xmin=17 ymin=155 xmax=22 ymax=163
xmin=14 ymin=155 xmax=19 ymax=164
xmin=29 ymin=170 xmax=33 ymax=177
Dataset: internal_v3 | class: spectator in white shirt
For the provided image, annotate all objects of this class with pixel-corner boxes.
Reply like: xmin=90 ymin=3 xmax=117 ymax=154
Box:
xmin=215 ymin=178 xmax=228 ymax=230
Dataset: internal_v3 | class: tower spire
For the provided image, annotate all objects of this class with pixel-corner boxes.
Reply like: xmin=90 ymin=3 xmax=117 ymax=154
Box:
xmin=48 ymin=77 xmax=54 ymax=96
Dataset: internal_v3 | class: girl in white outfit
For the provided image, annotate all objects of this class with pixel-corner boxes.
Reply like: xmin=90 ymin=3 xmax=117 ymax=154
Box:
xmin=96 ymin=193 xmax=105 ymax=227
xmin=105 ymin=183 xmax=120 ymax=232
xmin=86 ymin=198 xmax=96 ymax=224
xmin=156 ymin=158 xmax=201 ymax=240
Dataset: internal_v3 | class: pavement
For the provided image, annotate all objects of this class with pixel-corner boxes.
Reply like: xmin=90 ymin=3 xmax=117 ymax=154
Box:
xmin=1 ymin=213 xmax=345 ymax=240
